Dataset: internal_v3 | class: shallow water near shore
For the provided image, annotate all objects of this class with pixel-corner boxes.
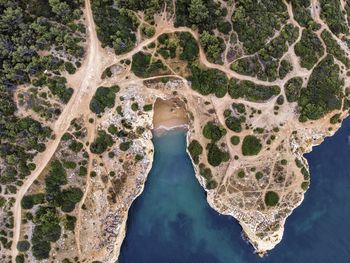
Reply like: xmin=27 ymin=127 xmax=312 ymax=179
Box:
xmin=120 ymin=118 xmax=350 ymax=263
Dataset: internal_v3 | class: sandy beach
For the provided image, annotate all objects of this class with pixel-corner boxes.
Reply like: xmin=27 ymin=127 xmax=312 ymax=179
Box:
xmin=152 ymin=98 xmax=188 ymax=131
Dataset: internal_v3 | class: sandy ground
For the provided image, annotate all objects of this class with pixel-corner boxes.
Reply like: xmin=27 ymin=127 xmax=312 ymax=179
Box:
xmin=153 ymin=98 xmax=188 ymax=130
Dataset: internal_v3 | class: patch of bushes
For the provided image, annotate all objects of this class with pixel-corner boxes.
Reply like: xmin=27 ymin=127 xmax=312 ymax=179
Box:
xmin=284 ymin=77 xmax=303 ymax=102
xmin=228 ymin=79 xmax=280 ymax=102
xmin=131 ymin=52 xmax=167 ymax=78
xmin=264 ymin=191 xmax=279 ymax=206
xmin=91 ymin=0 xmax=138 ymax=54
xmin=230 ymin=136 xmax=240 ymax=145
xmin=321 ymin=30 xmax=350 ymax=67
xmin=177 ymin=32 xmax=199 ymax=61
xmin=188 ymin=140 xmax=203 ymax=164
xmin=295 ymin=29 xmax=324 ymax=70
xmin=189 ymin=64 xmax=228 ymax=97
xmin=203 ymin=122 xmax=226 ymax=142
xmin=242 ymin=135 xmax=262 ymax=156
xmin=90 ymin=86 xmax=117 ymax=114
xmin=298 ymin=55 xmax=343 ymax=121
xmin=90 ymin=131 xmax=114 ymax=154
xmin=232 ymin=0 xmax=288 ymax=53
xmin=206 ymin=143 xmax=229 ymax=167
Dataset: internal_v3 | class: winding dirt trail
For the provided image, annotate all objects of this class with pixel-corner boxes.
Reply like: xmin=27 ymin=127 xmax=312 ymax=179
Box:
xmin=11 ymin=0 xmax=104 ymax=260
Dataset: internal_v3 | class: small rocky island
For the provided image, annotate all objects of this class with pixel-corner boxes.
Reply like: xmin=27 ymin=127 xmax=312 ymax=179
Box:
xmin=0 ymin=0 xmax=349 ymax=262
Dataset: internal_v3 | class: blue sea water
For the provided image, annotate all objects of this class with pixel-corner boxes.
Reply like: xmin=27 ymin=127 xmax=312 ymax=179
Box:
xmin=120 ymin=118 xmax=350 ymax=263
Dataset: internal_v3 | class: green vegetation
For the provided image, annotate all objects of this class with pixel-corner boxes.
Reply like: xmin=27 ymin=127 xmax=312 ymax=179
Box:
xmin=157 ymin=33 xmax=177 ymax=59
xmin=175 ymin=0 xmax=225 ymax=32
xmin=237 ymin=170 xmax=245 ymax=178
xmin=64 ymin=215 xmax=77 ymax=232
xmin=255 ymin=171 xmax=263 ymax=180
xmin=21 ymin=193 xmax=45 ymax=209
xmin=177 ymin=32 xmax=199 ymax=61
xmin=284 ymin=77 xmax=303 ymax=102
xmin=131 ymin=52 xmax=167 ymax=78
xmin=31 ymin=206 xmax=61 ymax=259
xmin=188 ymin=140 xmax=203 ymax=164
xmin=206 ymin=143 xmax=229 ymax=167
xmin=242 ymin=135 xmax=262 ymax=156
xmin=298 ymin=55 xmax=343 ymax=121
xmin=200 ymin=31 xmax=225 ymax=63
xmin=47 ymin=77 xmax=74 ymax=104
xmin=230 ymin=136 xmax=240 ymax=145
xmin=228 ymin=79 xmax=280 ymax=102
xmin=320 ymin=0 xmax=348 ymax=36
xmin=295 ymin=29 xmax=324 ymax=69
xmin=330 ymin=113 xmax=341 ymax=124
xmin=289 ymin=0 xmax=319 ymax=29
xmin=198 ymin=163 xmax=217 ymax=189
xmin=203 ymin=122 xmax=226 ymax=142
xmin=232 ymin=24 xmax=298 ymax=81
xmin=90 ymin=131 xmax=114 ymax=154
xmin=91 ymin=0 xmax=138 ymax=54
xmin=321 ymin=30 xmax=350 ymax=67
xmin=279 ymin=59 xmax=293 ymax=79
xmin=232 ymin=0 xmax=288 ymax=54
xmin=143 ymin=104 xmax=153 ymax=111
xmin=90 ymin=86 xmax=118 ymax=114
xmin=119 ymin=141 xmax=132 ymax=151
xmin=301 ymin=181 xmax=310 ymax=191
xmin=189 ymin=64 xmax=228 ymax=97
xmin=17 ymin=240 xmax=30 ymax=252
xmin=264 ymin=191 xmax=279 ymax=206
xmin=225 ymin=116 xmax=245 ymax=133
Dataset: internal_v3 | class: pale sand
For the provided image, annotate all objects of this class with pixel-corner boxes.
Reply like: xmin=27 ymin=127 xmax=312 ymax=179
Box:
xmin=152 ymin=98 xmax=188 ymax=131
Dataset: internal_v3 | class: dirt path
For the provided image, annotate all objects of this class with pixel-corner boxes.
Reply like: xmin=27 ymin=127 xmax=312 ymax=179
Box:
xmin=11 ymin=0 xmax=104 ymax=260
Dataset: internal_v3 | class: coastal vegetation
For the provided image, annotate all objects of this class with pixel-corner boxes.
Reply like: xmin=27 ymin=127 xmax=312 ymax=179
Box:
xmin=295 ymin=29 xmax=324 ymax=69
xmin=91 ymin=0 xmax=138 ymax=54
xmin=228 ymin=79 xmax=280 ymax=102
xmin=189 ymin=64 xmax=228 ymax=97
xmin=298 ymin=55 xmax=342 ymax=121
xmin=131 ymin=52 xmax=168 ymax=78
xmin=188 ymin=140 xmax=203 ymax=164
xmin=265 ymin=191 xmax=279 ymax=207
xmin=242 ymin=135 xmax=262 ymax=156
xmin=90 ymin=86 xmax=119 ymax=114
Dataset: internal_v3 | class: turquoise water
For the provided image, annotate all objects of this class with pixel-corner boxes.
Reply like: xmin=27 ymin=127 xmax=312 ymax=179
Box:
xmin=120 ymin=119 xmax=350 ymax=263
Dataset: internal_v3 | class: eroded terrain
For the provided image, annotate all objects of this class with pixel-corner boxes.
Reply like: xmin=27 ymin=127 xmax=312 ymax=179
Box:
xmin=1 ymin=0 xmax=350 ymax=262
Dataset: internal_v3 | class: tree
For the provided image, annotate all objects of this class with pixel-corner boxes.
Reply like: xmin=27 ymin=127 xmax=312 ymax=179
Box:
xmin=189 ymin=0 xmax=209 ymax=24
xmin=242 ymin=135 xmax=262 ymax=156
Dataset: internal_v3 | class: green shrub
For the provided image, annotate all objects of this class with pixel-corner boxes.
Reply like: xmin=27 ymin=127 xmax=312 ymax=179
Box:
xmin=188 ymin=140 xmax=203 ymax=163
xmin=206 ymin=143 xmax=229 ymax=167
xmin=90 ymin=131 xmax=114 ymax=154
xmin=284 ymin=77 xmax=303 ymax=102
xmin=177 ymin=32 xmax=199 ymax=61
xmin=120 ymin=141 xmax=132 ymax=151
xmin=203 ymin=122 xmax=226 ymax=141
xmin=189 ymin=64 xmax=228 ymax=97
xmin=90 ymin=86 xmax=117 ymax=114
xmin=295 ymin=29 xmax=324 ymax=69
xmin=264 ymin=191 xmax=279 ymax=206
xmin=242 ymin=135 xmax=262 ymax=156
xmin=230 ymin=136 xmax=240 ymax=145
xmin=298 ymin=55 xmax=342 ymax=120
xmin=131 ymin=52 xmax=166 ymax=78
xmin=17 ymin=240 xmax=30 ymax=252
xmin=143 ymin=104 xmax=153 ymax=111
xmin=228 ymin=79 xmax=280 ymax=102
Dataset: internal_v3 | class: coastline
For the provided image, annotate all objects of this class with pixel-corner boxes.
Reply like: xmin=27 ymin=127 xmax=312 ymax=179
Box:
xmin=115 ymin=98 xmax=189 ymax=261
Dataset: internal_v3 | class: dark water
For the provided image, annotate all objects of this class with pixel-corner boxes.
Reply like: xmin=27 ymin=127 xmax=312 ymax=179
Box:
xmin=120 ymin=118 xmax=350 ymax=263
